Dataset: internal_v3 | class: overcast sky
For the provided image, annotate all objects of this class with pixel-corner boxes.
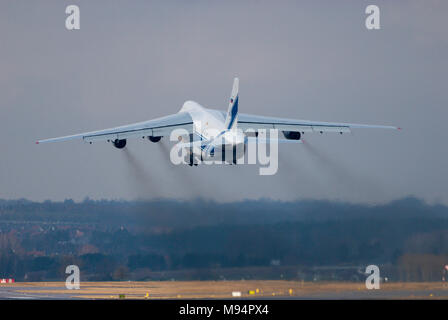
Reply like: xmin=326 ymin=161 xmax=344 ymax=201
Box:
xmin=0 ymin=0 xmax=447 ymax=204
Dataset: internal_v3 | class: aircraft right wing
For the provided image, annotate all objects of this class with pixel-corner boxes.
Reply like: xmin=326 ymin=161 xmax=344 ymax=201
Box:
xmin=237 ymin=113 xmax=400 ymax=134
xmin=36 ymin=112 xmax=193 ymax=144
xmin=246 ymin=137 xmax=303 ymax=144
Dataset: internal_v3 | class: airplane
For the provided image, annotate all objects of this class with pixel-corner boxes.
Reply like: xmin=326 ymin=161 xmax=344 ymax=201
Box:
xmin=36 ymin=78 xmax=400 ymax=166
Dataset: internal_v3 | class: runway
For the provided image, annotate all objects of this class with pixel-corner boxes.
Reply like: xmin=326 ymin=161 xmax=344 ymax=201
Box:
xmin=1 ymin=281 xmax=448 ymax=300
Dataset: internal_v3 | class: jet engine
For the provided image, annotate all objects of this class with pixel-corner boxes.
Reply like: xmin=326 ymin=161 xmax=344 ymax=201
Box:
xmin=113 ymin=139 xmax=127 ymax=149
xmin=283 ymin=131 xmax=301 ymax=140
xmin=148 ymin=136 xmax=162 ymax=143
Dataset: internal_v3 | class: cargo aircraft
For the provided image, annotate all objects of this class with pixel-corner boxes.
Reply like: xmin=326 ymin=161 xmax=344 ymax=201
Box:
xmin=37 ymin=78 xmax=399 ymax=165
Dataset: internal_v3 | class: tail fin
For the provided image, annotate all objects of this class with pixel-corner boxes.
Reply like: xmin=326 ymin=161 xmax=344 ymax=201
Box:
xmin=224 ymin=77 xmax=239 ymax=130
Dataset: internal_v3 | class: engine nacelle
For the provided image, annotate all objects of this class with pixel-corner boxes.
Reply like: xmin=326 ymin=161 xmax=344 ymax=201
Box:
xmin=148 ymin=136 xmax=162 ymax=143
xmin=113 ymin=139 xmax=127 ymax=149
xmin=283 ymin=131 xmax=301 ymax=140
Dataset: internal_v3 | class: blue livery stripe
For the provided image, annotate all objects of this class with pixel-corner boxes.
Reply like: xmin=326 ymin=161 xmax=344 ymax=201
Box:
xmin=227 ymin=95 xmax=238 ymax=129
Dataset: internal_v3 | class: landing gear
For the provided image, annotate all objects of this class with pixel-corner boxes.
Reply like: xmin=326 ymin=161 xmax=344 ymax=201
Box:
xmin=232 ymin=145 xmax=237 ymax=165
xmin=187 ymin=150 xmax=196 ymax=166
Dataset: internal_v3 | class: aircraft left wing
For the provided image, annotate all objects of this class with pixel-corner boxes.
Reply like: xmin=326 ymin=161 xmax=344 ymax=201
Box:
xmin=36 ymin=112 xmax=193 ymax=144
xmin=237 ymin=113 xmax=399 ymax=134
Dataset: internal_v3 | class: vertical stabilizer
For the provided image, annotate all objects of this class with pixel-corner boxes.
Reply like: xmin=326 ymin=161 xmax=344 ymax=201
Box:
xmin=224 ymin=77 xmax=239 ymax=130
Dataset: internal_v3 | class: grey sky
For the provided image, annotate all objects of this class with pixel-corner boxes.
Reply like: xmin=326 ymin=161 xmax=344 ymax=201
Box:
xmin=0 ymin=0 xmax=447 ymax=204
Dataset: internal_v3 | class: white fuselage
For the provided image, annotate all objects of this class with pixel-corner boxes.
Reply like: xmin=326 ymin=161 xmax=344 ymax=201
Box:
xmin=179 ymin=100 xmax=245 ymax=160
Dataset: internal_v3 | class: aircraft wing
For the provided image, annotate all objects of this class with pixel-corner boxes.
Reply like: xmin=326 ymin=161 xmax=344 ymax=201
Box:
xmin=246 ymin=137 xmax=303 ymax=144
xmin=36 ymin=112 xmax=193 ymax=144
xmin=237 ymin=113 xmax=399 ymax=134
